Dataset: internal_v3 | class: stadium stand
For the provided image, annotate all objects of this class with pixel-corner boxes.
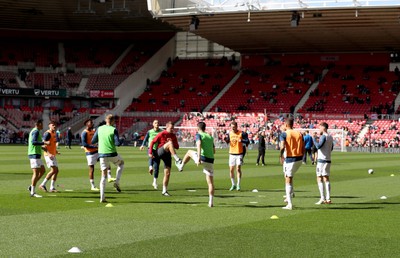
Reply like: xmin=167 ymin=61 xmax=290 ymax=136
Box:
xmin=85 ymin=74 xmax=129 ymax=90
xmin=126 ymin=58 xmax=237 ymax=112
xmin=211 ymin=64 xmax=322 ymax=113
xmin=368 ymin=120 xmax=400 ymax=142
xmin=299 ymin=65 xmax=399 ymax=115
xmin=116 ymin=115 xmax=180 ymax=137
xmin=64 ymin=41 xmax=128 ymax=68
xmin=0 ymin=39 xmax=398 ymax=149
xmin=112 ymin=42 xmax=165 ymax=75
xmin=25 ymin=72 xmax=82 ymax=89
xmin=0 ymin=71 xmax=19 ymax=87
xmin=0 ymin=40 xmax=58 ymax=67
xmin=0 ymin=105 xmax=41 ymax=129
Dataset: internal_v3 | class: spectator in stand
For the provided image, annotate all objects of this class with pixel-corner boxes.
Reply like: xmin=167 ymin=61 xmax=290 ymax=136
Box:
xmin=390 ymin=120 xmax=397 ymax=130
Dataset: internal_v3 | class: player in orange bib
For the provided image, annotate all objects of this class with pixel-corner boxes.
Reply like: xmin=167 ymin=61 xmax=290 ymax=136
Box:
xmin=279 ymin=118 xmax=305 ymax=210
xmin=81 ymin=119 xmax=101 ymax=191
xmin=39 ymin=121 xmax=61 ymax=193
xmin=225 ymin=121 xmax=249 ymax=191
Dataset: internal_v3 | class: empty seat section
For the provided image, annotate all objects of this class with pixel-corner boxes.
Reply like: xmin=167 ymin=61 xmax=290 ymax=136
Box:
xmin=299 ymin=65 xmax=399 ymax=115
xmin=128 ymin=59 xmax=237 ymax=112
xmin=212 ymin=64 xmax=321 ymax=113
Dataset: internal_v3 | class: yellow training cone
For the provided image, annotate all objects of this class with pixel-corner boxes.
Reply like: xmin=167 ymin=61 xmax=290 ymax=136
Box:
xmin=390 ymin=174 xmax=395 ymax=177
xmin=105 ymin=203 xmax=114 ymax=208
xmin=270 ymin=215 xmax=279 ymax=220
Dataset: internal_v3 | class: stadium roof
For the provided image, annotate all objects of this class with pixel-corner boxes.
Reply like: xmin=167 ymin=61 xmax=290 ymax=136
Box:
xmin=0 ymin=0 xmax=399 ymax=53
xmin=149 ymin=0 xmax=400 ymax=16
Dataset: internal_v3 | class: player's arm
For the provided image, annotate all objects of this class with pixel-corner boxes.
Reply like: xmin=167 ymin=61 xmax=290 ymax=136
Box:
xmin=91 ymin=130 xmax=99 ymax=144
xmin=140 ymin=131 xmax=150 ymax=151
xmin=113 ymin=129 xmax=124 ymax=147
xmin=313 ymin=135 xmax=326 ymax=149
xmin=194 ymin=133 xmax=202 ymax=165
xmin=43 ymin=132 xmax=50 ymax=140
xmin=81 ymin=131 xmax=96 ymax=148
xmin=196 ymin=139 xmax=201 ymax=165
xmin=31 ymin=130 xmax=45 ymax=146
xmin=279 ymin=132 xmax=286 ymax=164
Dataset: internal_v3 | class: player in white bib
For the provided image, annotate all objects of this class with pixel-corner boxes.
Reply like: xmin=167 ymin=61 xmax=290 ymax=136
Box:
xmin=313 ymin=122 xmax=333 ymax=205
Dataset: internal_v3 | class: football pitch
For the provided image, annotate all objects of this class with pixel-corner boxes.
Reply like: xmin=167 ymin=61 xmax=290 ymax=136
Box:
xmin=0 ymin=145 xmax=399 ymax=257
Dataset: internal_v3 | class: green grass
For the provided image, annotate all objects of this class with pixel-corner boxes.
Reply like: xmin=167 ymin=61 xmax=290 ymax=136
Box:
xmin=0 ymin=145 xmax=399 ymax=257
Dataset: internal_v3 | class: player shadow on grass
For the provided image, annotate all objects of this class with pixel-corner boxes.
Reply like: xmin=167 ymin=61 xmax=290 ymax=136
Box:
xmin=255 ymin=189 xmax=304 ymax=193
xmin=216 ymin=203 xmax=284 ymax=208
xmin=301 ymin=195 xmax=360 ymax=199
xmin=126 ymin=200 xmax=205 ymax=205
xmin=346 ymin=201 xmax=400 ymax=205
xmin=322 ymin=206 xmax=383 ymax=210
xmin=54 ymin=195 xmax=120 ymax=200
xmin=7 ymin=172 xmax=32 ymax=175
xmin=122 ymin=188 xmax=158 ymax=193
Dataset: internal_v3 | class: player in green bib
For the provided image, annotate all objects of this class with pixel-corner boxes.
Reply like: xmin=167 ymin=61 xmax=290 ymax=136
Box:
xmin=140 ymin=120 xmax=163 ymax=189
xmin=27 ymin=119 xmax=50 ymax=198
xmin=176 ymin=122 xmax=215 ymax=207
xmin=91 ymin=114 xmax=125 ymax=203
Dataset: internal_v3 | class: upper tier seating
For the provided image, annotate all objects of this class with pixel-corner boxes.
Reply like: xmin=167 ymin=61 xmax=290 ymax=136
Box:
xmin=25 ymin=72 xmax=82 ymax=89
xmin=112 ymin=42 xmax=164 ymax=75
xmin=211 ymin=64 xmax=322 ymax=113
xmin=64 ymin=42 xmax=128 ymax=68
xmin=0 ymin=40 xmax=58 ymax=67
xmin=0 ymin=71 xmax=18 ymax=87
xmin=86 ymin=74 xmax=129 ymax=90
xmin=126 ymin=59 xmax=237 ymax=112
xmin=299 ymin=65 xmax=399 ymax=115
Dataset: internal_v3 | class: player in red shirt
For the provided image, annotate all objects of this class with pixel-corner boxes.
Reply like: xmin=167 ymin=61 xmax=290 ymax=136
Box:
xmin=149 ymin=121 xmax=182 ymax=196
